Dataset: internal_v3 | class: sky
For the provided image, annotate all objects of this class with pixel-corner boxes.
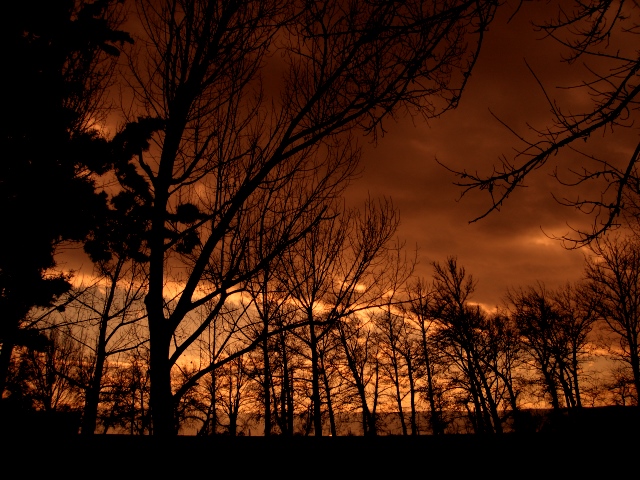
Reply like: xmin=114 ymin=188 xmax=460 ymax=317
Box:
xmin=58 ymin=1 xmax=633 ymax=312
xmin=345 ymin=0 xmax=628 ymax=310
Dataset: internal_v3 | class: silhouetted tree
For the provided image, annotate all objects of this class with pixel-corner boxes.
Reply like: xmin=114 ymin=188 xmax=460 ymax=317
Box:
xmin=482 ymin=310 xmax=525 ymax=430
xmin=212 ymin=354 xmax=251 ymax=436
xmin=375 ymin=302 xmax=420 ymax=435
xmin=281 ymin=206 xmax=349 ymax=437
xmin=118 ymin=0 xmax=498 ymax=436
xmin=243 ymin=241 xmax=298 ymax=436
xmin=67 ymin=260 xmax=149 ymax=435
xmin=187 ymin=298 xmax=257 ymax=435
xmin=404 ymin=277 xmax=448 ymax=434
xmin=508 ymin=281 xmax=598 ymax=412
xmin=585 ymin=234 xmax=640 ymax=404
xmin=508 ymin=283 xmax=565 ymax=412
xmin=316 ymin=327 xmax=347 ymax=437
xmin=431 ymin=257 xmax=506 ymax=434
xmin=448 ymin=1 xmax=640 ymax=245
xmin=280 ymin=198 xmax=400 ymax=435
xmin=99 ymin=347 xmax=152 ymax=434
xmin=335 ymin=313 xmax=381 ymax=436
xmin=253 ymin=310 xmax=305 ymax=436
xmin=10 ymin=328 xmax=85 ymax=416
xmin=0 ymin=0 xmax=132 ymax=399
xmin=552 ymin=281 xmax=599 ymax=409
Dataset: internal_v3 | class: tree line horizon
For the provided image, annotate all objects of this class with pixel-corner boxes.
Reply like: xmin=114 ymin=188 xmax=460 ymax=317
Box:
xmin=1 ymin=1 xmax=639 ymax=437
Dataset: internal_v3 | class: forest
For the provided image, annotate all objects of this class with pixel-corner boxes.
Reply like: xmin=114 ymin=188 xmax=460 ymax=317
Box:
xmin=1 ymin=0 xmax=639 ymax=447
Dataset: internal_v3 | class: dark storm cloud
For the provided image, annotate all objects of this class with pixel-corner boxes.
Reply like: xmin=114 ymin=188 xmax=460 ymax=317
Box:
xmin=347 ymin=1 xmax=600 ymax=308
xmin=57 ymin=1 xmax=622 ymax=309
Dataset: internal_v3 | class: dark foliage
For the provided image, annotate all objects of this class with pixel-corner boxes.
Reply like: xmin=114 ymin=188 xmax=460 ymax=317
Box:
xmin=0 ymin=0 xmax=132 ymax=395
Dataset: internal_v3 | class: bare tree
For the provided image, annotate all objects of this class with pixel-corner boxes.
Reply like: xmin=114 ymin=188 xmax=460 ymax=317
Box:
xmin=279 ymin=198 xmax=401 ymax=435
xmin=375 ymin=308 xmax=415 ymax=435
xmin=446 ymin=1 xmax=640 ymax=245
xmin=118 ymin=0 xmax=499 ymax=435
xmin=431 ymin=257 xmax=507 ymax=434
xmin=208 ymin=354 xmax=251 ymax=436
xmin=507 ymin=280 xmax=597 ymax=413
xmin=404 ymin=277 xmax=448 ymax=434
xmin=264 ymin=312 xmax=307 ymax=436
xmin=277 ymin=205 xmax=348 ymax=437
xmin=507 ymin=283 xmax=566 ymax=412
xmin=482 ymin=309 xmax=526 ymax=431
xmin=99 ymin=346 xmax=152 ymax=435
xmin=335 ymin=313 xmax=381 ymax=436
xmin=46 ymin=258 xmax=150 ymax=435
xmin=1 ymin=258 xmax=148 ymax=435
xmin=552 ymin=281 xmax=599 ymax=409
xmin=242 ymin=241 xmax=299 ymax=436
xmin=585 ymin=234 xmax=640 ymax=404
xmin=186 ymin=297 xmax=256 ymax=434
xmin=12 ymin=328 xmax=85 ymax=416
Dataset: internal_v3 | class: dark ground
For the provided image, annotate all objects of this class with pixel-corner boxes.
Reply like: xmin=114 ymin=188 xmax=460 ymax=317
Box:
xmin=3 ymin=431 xmax=638 ymax=478
xmin=2 ymin=407 xmax=638 ymax=478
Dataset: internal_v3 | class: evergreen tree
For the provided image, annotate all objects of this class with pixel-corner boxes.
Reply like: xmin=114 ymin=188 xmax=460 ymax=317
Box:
xmin=0 ymin=0 xmax=132 ymax=400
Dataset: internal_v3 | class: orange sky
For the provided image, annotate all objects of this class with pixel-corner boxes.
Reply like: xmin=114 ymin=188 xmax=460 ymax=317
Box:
xmin=346 ymin=0 xmax=633 ymax=310
xmin=58 ymin=1 xmax=636 ymax=311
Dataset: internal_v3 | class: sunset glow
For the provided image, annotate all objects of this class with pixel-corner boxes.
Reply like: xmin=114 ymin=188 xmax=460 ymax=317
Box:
xmin=2 ymin=0 xmax=639 ymax=445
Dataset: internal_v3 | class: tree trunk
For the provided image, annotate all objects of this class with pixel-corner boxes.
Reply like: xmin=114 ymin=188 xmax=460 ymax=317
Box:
xmin=626 ymin=331 xmax=640 ymax=402
xmin=308 ymin=312 xmax=323 ymax=436
xmin=570 ymin=347 xmax=583 ymax=409
xmin=81 ymin=335 xmax=106 ymax=435
xmin=338 ymin=327 xmax=377 ymax=436
xmin=542 ymin=363 xmax=561 ymax=412
xmin=262 ymin=333 xmax=272 ymax=436
xmin=82 ymin=260 xmax=123 ymax=435
xmin=406 ymin=353 xmax=418 ymax=435
xmin=147 ymin=310 xmax=174 ymax=436
xmin=287 ymin=366 xmax=295 ymax=435
xmin=465 ymin=356 xmax=486 ymax=434
xmin=321 ymin=356 xmax=337 ymax=436
xmin=474 ymin=357 xmax=503 ymax=434
xmin=419 ymin=321 xmax=443 ymax=435
xmin=390 ymin=350 xmax=407 ymax=436
xmin=280 ymin=333 xmax=294 ymax=436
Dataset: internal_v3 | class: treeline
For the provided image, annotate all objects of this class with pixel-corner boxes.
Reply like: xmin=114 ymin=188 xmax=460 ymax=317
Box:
xmin=5 ymin=226 xmax=639 ymax=436
xmin=2 ymin=1 xmax=639 ymax=438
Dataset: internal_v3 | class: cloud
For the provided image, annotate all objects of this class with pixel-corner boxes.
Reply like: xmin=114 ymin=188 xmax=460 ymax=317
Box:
xmin=345 ymin=1 xmax=608 ymax=307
